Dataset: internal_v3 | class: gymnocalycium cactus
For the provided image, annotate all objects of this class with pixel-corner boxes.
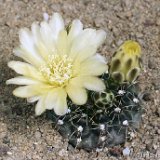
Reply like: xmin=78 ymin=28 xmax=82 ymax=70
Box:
xmin=47 ymin=40 xmax=143 ymax=151
xmin=6 ymin=11 xmax=143 ymax=152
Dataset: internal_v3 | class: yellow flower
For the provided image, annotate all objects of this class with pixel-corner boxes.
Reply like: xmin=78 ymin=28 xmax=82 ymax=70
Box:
xmin=7 ymin=13 xmax=107 ymax=116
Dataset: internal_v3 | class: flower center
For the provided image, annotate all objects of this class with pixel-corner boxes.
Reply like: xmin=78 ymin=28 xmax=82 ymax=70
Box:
xmin=40 ymin=54 xmax=73 ymax=86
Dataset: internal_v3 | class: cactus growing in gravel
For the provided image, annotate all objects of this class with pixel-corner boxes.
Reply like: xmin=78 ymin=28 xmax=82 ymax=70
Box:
xmin=47 ymin=41 xmax=143 ymax=151
xmin=6 ymin=12 xmax=143 ymax=152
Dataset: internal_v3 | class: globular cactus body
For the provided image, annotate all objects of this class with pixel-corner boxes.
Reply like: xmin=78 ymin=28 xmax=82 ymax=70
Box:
xmin=47 ymin=73 xmax=143 ymax=151
xmin=47 ymin=40 xmax=143 ymax=151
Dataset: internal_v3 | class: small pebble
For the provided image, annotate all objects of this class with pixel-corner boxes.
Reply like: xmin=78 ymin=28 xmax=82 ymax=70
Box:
xmin=123 ymin=147 xmax=130 ymax=156
xmin=7 ymin=151 xmax=12 ymax=155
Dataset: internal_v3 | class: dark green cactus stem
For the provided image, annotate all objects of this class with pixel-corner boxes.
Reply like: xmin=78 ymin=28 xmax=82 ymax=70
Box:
xmin=47 ymin=73 xmax=143 ymax=151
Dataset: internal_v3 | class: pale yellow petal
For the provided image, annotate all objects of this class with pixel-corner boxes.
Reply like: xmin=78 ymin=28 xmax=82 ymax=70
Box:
xmin=27 ymin=96 xmax=40 ymax=103
xmin=68 ymin=19 xmax=83 ymax=42
xmin=69 ymin=28 xmax=106 ymax=62
xmin=6 ymin=76 xmax=41 ymax=85
xmin=49 ymin=12 xmax=64 ymax=40
xmin=93 ymin=54 xmax=107 ymax=63
xmin=35 ymin=96 xmax=46 ymax=115
xmin=70 ymin=75 xmax=105 ymax=92
xmin=14 ymin=47 xmax=45 ymax=67
xmin=31 ymin=22 xmax=55 ymax=60
xmin=81 ymin=76 xmax=105 ymax=92
xmin=53 ymin=88 xmax=68 ymax=115
xmin=43 ymin=12 xmax=49 ymax=21
xmin=66 ymin=81 xmax=87 ymax=105
xmin=74 ymin=46 xmax=97 ymax=62
xmin=8 ymin=61 xmax=45 ymax=82
xmin=18 ymin=29 xmax=45 ymax=67
xmin=31 ymin=22 xmax=41 ymax=42
xmin=19 ymin=28 xmax=34 ymax=53
xmin=71 ymin=29 xmax=96 ymax=51
xmin=69 ymin=29 xmax=97 ymax=60
xmin=79 ymin=55 xmax=107 ymax=76
xmin=94 ymin=30 xmax=107 ymax=47
xmin=56 ymin=30 xmax=69 ymax=55
xmin=13 ymin=86 xmax=38 ymax=98
xmin=13 ymin=84 xmax=53 ymax=98
xmin=40 ymin=21 xmax=56 ymax=50
xmin=45 ymin=89 xmax=58 ymax=110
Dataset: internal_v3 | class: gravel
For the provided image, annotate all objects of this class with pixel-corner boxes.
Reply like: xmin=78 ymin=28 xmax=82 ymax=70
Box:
xmin=0 ymin=0 xmax=160 ymax=159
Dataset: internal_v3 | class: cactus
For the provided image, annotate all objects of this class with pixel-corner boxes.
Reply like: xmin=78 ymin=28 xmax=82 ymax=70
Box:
xmin=47 ymin=41 xmax=143 ymax=151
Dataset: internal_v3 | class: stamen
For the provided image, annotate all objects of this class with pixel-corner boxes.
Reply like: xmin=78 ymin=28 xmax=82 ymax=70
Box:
xmin=40 ymin=54 xmax=73 ymax=86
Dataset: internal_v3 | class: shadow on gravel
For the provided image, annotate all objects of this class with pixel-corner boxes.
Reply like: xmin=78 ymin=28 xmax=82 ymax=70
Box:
xmin=0 ymin=59 xmax=41 ymax=134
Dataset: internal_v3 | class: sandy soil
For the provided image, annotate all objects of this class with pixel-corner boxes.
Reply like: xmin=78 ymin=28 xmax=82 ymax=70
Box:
xmin=0 ymin=0 xmax=160 ymax=160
